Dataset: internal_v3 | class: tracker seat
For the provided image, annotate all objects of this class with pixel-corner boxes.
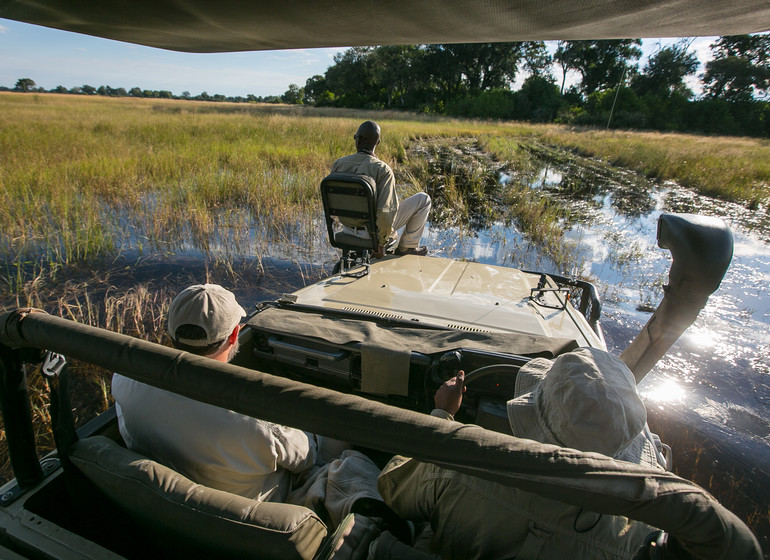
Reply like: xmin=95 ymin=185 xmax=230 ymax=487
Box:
xmin=320 ymin=172 xmax=379 ymax=277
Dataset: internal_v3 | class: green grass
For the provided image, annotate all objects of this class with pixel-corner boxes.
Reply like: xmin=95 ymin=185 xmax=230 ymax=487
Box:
xmin=530 ymin=126 xmax=770 ymax=208
xmin=1 ymin=94 xmax=769 ymax=540
xmin=2 ymin=92 xmax=768 ymax=282
xmin=0 ymin=95 xmax=496 ymax=270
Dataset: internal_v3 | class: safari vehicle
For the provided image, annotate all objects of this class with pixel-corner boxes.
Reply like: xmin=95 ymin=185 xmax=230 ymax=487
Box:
xmin=1 ymin=1 xmax=768 ymax=559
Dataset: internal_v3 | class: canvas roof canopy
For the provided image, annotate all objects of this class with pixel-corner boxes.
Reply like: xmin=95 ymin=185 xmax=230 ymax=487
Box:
xmin=1 ymin=0 xmax=769 ymax=53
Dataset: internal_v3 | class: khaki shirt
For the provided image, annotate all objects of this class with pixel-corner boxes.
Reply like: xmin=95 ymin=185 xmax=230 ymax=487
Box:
xmin=378 ymin=411 xmax=655 ymax=560
xmin=331 ymin=152 xmax=399 ymax=246
xmin=112 ymin=374 xmax=317 ymax=503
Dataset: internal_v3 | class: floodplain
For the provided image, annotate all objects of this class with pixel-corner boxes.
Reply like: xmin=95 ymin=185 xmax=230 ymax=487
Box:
xmin=1 ymin=93 xmax=769 ymax=548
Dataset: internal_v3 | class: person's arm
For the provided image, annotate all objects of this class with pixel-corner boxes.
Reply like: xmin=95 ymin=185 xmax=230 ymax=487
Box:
xmin=432 ymin=371 xmax=465 ymax=419
xmin=378 ymin=373 xmax=466 ymax=532
xmin=271 ymin=424 xmax=318 ymax=473
xmin=378 ymin=455 xmax=435 ymax=522
xmin=375 ymin=165 xmax=398 ymax=247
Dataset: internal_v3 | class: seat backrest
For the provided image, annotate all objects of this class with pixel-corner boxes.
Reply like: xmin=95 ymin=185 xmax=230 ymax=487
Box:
xmin=320 ymin=172 xmax=378 ymax=252
xmin=69 ymin=436 xmax=327 ymax=560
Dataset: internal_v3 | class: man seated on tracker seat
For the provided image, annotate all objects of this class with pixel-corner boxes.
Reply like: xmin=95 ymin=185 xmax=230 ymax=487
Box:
xmin=331 ymin=120 xmax=431 ymax=257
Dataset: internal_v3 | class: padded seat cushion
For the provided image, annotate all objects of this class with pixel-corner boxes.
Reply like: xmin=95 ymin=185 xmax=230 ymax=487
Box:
xmin=69 ymin=436 xmax=327 ymax=560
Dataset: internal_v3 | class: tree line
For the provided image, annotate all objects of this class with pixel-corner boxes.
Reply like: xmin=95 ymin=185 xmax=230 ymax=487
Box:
xmin=7 ymin=35 xmax=769 ymax=137
xmin=298 ymin=35 xmax=770 ymax=137
xmin=3 ymin=80 xmax=286 ymax=105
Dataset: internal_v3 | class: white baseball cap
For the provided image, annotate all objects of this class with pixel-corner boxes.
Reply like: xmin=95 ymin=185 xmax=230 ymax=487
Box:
xmin=167 ymin=284 xmax=246 ymax=347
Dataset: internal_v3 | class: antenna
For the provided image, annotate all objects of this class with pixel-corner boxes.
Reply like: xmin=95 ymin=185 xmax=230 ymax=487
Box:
xmin=606 ymin=66 xmax=627 ymax=131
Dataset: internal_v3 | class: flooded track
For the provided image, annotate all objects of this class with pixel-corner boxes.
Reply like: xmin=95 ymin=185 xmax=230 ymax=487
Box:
xmin=213 ymin=140 xmax=769 ymax=547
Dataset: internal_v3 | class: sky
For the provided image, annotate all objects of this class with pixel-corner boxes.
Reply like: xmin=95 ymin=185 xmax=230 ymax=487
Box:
xmin=1 ymin=18 xmax=719 ymax=98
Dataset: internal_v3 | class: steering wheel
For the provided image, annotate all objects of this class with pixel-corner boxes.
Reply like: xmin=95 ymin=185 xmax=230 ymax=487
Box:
xmin=461 ymin=364 xmax=519 ymax=386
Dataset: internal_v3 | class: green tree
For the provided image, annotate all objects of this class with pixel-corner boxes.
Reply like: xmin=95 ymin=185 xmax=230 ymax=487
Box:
xmin=317 ymin=41 xmax=550 ymax=114
xmin=513 ymin=75 xmax=562 ymax=121
xmin=14 ymin=78 xmax=36 ymax=92
xmin=521 ymin=42 xmax=553 ymax=78
xmin=324 ymin=47 xmax=380 ymax=107
xmin=282 ymin=83 xmax=304 ymax=104
xmin=554 ymin=41 xmax=578 ymax=95
xmin=703 ymin=34 xmax=770 ymax=102
xmin=427 ymin=43 xmax=524 ymax=95
xmin=303 ymin=75 xmax=327 ymax=104
xmin=631 ymin=40 xmax=699 ymax=98
xmin=554 ymin=40 xmax=642 ymax=97
xmin=370 ymin=45 xmax=424 ymax=107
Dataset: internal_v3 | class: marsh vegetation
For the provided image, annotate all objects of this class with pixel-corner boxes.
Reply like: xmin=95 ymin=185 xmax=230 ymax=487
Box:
xmin=2 ymin=93 xmax=768 ymax=279
xmin=1 ymin=93 xmax=769 ymax=545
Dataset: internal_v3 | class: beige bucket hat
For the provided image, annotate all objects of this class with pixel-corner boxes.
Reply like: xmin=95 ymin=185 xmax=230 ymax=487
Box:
xmin=506 ymin=347 xmax=658 ymax=467
xmin=167 ymin=284 xmax=246 ymax=346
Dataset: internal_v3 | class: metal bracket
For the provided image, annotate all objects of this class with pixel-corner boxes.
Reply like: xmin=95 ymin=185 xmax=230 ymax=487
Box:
xmin=529 ymin=287 xmax=570 ymax=310
xmin=41 ymin=352 xmax=66 ymax=378
xmin=0 ymin=458 xmax=60 ymax=507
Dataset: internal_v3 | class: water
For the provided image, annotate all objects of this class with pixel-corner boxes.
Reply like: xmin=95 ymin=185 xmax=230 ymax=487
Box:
xmin=203 ymin=155 xmax=768 ymax=540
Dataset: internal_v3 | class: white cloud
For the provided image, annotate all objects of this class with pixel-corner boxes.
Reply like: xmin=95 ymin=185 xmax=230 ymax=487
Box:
xmin=0 ymin=23 xmax=8 ymax=34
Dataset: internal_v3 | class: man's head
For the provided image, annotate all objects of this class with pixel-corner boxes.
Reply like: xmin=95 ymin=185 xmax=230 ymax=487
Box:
xmin=167 ymin=284 xmax=246 ymax=362
xmin=354 ymin=120 xmax=381 ymax=152
xmin=506 ymin=347 xmax=658 ymax=466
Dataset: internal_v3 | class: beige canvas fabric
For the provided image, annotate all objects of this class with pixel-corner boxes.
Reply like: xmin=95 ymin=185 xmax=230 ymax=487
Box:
xmin=4 ymin=1 xmax=769 ymax=54
xmin=168 ymin=284 xmax=246 ymax=346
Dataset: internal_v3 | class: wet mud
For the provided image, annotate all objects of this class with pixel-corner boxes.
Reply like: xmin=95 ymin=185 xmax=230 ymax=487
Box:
xmin=399 ymin=137 xmax=506 ymax=230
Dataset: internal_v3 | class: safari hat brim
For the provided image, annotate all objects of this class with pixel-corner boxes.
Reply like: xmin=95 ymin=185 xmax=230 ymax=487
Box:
xmin=506 ymin=357 xmax=557 ymax=445
xmin=616 ymin=431 xmax=659 ymax=468
xmin=505 ymin=348 xmax=655 ymax=465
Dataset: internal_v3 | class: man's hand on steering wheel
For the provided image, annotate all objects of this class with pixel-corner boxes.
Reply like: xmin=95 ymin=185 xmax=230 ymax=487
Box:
xmin=434 ymin=371 xmax=466 ymax=416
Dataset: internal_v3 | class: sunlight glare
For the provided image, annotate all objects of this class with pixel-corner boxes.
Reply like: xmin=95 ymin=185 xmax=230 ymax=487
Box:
xmin=642 ymin=378 xmax=687 ymax=405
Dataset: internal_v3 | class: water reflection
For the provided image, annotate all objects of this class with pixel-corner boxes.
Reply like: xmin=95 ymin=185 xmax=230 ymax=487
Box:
xmin=4 ymin=138 xmax=766 ymax=548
